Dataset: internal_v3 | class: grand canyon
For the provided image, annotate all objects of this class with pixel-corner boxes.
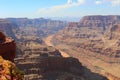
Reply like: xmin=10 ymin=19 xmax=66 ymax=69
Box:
xmin=0 ymin=15 xmax=120 ymax=80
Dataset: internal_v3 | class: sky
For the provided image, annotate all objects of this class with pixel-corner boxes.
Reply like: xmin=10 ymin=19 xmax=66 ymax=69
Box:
xmin=0 ymin=0 xmax=120 ymax=18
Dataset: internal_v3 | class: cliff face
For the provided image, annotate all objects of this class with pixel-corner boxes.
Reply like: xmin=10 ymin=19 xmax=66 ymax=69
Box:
xmin=15 ymin=46 xmax=108 ymax=80
xmin=15 ymin=46 xmax=86 ymax=80
xmin=53 ymin=15 xmax=120 ymax=80
xmin=0 ymin=32 xmax=16 ymax=62
xmin=65 ymin=15 xmax=120 ymax=30
xmin=105 ymin=24 xmax=120 ymax=40
xmin=0 ymin=19 xmax=17 ymax=39
xmin=103 ymin=24 xmax=120 ymax=57
xmin=55 ymin=15 xmax=120 ymax=57
xmin=0 ymin=31 xmax=24 ymax=79
xmin=7 ymin=18 xmax=66 ymax=28
xmin=0 ymin=18 xmax=66 ymax=42
xmin=62 ymin=16 xmax=120 ymax=39
xmin=79 ymin=15 xmax=120 ymax=30
xmin=6 ymin=18 xmax=67 ymax=37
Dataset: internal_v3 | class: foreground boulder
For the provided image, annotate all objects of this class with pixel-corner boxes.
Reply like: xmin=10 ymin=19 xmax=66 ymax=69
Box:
xmin=0 ymin=31 xmax=24 ymax=79
xmin=0 ymin=31 xmax=16 ymax=62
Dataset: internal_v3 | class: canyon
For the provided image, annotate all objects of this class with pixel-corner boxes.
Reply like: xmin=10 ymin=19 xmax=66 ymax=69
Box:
xmin=0 ymin=16 xmax=120 ymax=80
xmin=52 ymin=15 xmax=120 ymax=80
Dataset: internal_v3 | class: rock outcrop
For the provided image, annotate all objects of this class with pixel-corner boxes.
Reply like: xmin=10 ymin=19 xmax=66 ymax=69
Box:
xmin=0 ymin=32 xmax=6 ymax=40
xmin=0 ymin=31 xmax=24 ymax=79
xmin=15 ymin=43 xmax=109 ymax=80
xmin=79 ymin=15 xmax=120 ymax=30
xmin=6 ymin=18 xmax=67 ymax=37
xmin=15 ymin=46 xmax=87 ymax=80
xmin=105 ymin=24 xmax=120 ymax=40
xmin=103 ymin=24 xmax=120 ymax=57
xmin=54 ymin=15 xmax=120 ymax=57
xmin=0 ymin=32 xmax=16 ymax=62
xmin=0 ymin=18 xmax=67 ymax=43
xmin=53 ymin=15 xmax=120 ymax=79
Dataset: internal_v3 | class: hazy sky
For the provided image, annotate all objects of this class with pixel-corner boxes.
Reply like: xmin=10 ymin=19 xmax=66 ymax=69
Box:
xmin=0 ymin=0 xmax=120 ymax=18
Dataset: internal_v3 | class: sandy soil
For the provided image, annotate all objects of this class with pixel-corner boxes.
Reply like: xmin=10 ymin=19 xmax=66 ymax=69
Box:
xmin=44 ymin=35 xmax=70 ymax=57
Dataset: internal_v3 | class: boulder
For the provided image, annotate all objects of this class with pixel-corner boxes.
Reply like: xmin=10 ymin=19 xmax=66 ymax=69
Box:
xmin=0 ymin=31 xmax=16 ymax=62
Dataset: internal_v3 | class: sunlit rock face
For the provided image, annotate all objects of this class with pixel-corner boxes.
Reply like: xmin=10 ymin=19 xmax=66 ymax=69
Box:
xmin=52 ymin=15 xmax=120 ymax=80
xmin=79 ymin=15 xmax=120 ymax=30
xmin=54 ymin=15 xmax=120 ymax=57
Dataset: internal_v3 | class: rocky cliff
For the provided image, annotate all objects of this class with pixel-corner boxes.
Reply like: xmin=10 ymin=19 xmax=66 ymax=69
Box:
xmin=6 ymin=18 xmax=67 ymax=37
xmin=0 ymin=19 xmax=17 ymax=39
xmin=15 ymin=45 xmax=108 ymax=80
xmin=62 ymin=15 xmax=120 ymax=39
xmin=55 ymin=15 xmax=120 ymax=57
xmin=0 ymin=31 xmax=24 ymax=79
xmin=15 ymin=46 xmax=86 ymax=80
xmin=105 ymin=24 xmax=120 ymax=40
xmin=79 ymin=15 xmax=120 ymax=30
xmin=0 ymin=18 xmax=67 ymax=43
xmin=0 ymin=32 xmax=16 ymax=62
xmin=53 ymin=15 xmax=120 ymax=80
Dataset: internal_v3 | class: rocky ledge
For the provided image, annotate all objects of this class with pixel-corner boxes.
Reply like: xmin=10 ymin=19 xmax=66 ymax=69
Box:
xmin=0 ymin=32 xmax=16 ymax=62
xmin=0 ymin=31 xmax=24 ymax=79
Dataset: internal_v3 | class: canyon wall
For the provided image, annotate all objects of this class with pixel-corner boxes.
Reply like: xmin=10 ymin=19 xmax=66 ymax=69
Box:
xmin=0 ymin=19 xmax=17 ymax=39
xmin=53 ymin=15 xmax=120 ymax=80
xmin=55 ymin=15 xmax=120 ymax=58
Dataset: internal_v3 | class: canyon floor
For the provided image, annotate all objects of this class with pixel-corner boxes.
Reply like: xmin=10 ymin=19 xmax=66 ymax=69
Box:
xmin=44 ymin=35 xmax=120 ymax=80
xmin=44 ymin=35 xmax=70 ymax=57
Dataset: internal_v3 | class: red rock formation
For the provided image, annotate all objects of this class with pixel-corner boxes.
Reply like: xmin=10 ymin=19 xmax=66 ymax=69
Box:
xmin=0 ymin=32 xmax=6 ymax=40
xmin=0 ymin=32 xmax=16 ymax=62
xmin=16 ymin=56 xmax=85 ymax=79
xmin=78 ymin=15 xmax=120 ymax=29
xmin=53 ymin=16 xmax=120 ymax=79
xmin=68 ymin=22 xmax=78 ymax=27
xmin=6 ymin=18 xmax=66 ymax=36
